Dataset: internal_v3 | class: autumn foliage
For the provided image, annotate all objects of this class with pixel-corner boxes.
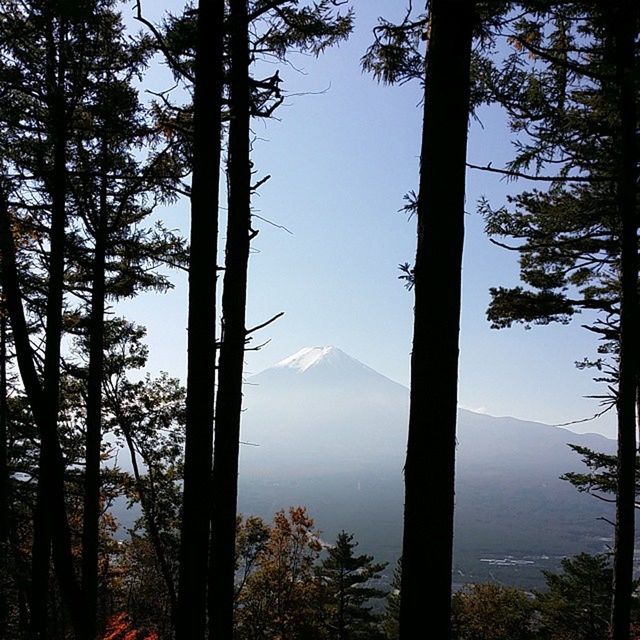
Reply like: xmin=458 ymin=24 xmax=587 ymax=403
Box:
xmin=101 ymin=612 xmax=158 ymax=640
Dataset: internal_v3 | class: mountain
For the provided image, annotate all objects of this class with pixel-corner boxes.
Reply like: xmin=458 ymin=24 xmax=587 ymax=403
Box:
xmin=237 ymin=346 xmax=618 ymax=589
xmin=240 ymin=346 xmax=409 ymax=471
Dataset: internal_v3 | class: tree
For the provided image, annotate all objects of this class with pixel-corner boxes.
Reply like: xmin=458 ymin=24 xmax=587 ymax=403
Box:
xmin=317 ymin=531 xmax=387 ymax=640
xmin=174 ymin=0 xmax=224 ymax=638
xmin=235 ymin=507 xmax=325 ymax=640
xmin=364 ymin=1 xmax=477 ymax=636
xmin=134 ymin=2 xmax=351 ymax=632
xmin=65 ymin=17 xmax=182 ymax=636
xmin=562 ymin=445 xmax=640 ymax=506
xmin=0 ymin=300 xmax=11 ymax=636
xmin=476 ymin=5 xmax=639 ymax=636
xmin=104 ymin=323 xmax=186 ymax=632
xmin=607 ymin=4 xmax=638 ymax=637
xmin=208 ymin=1 xmax=251 ymax=637
xmin=234 ymin=514 xmax=270 ymax=601
xmin=382 ymin=559 xmax=401 ymax=640
xmin=208 ymin=0 xmax=352 ymax=636
xmin=536 ymin=553 xmax=624 ymax=640
xmin=451 ymin=584 xmax=535 ymax=640
xmin=100 ymin=612 xmax=158 ymax=640
xmin=0 ymin=3 xmax=109 ymax=634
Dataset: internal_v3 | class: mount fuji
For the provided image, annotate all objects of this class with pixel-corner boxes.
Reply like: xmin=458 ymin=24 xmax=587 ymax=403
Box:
xmin=236 ymin=346 xmax=618 ymax=589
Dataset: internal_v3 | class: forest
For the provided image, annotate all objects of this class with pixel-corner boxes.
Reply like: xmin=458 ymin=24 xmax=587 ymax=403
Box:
xmin=0 ymin=0 xmax=638 ymax=639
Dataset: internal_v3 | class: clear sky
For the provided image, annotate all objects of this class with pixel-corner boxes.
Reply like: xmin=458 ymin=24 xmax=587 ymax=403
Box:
xmin=119 ymin=1 xmax=617 ymax=438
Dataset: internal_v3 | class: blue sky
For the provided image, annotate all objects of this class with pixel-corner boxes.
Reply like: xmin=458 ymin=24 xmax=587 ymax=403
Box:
xmin=119 ymin=0 xmax=616 ymax=437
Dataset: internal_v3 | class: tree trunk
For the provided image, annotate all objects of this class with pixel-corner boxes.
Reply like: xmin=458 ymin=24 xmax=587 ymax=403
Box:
xmin=208 ymin=0 xmax=251 ymax=635
xmin=0 ymin=196 xmax=47 ymax=640
xmin=31 ymin=16 xmax=86 ymax=636
xmin=0 ymin=304 xmax=8 ymax=637
xmin=338 ymin=571 xmax=345 ymax=640
xmin=81 ymin=170 xmax=108 ymax=640
xmin=0 ymin=12 xmax=85 ymax=636
xmin=398 ymin=1 xmax=474 ymax=639
xmin=610 ymin=2 xmax=638 ymax=639
xmin=175 ymin=0 xmax=224 ymax=636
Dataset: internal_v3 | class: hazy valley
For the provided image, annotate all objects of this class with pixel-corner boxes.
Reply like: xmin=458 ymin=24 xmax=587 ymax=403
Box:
xmin=233 ymin=347 xmax=617 ymax=589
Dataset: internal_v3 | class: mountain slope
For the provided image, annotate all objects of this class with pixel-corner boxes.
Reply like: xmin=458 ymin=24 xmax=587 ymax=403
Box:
xmin=237 ymin=346 xmax=618 ymax=588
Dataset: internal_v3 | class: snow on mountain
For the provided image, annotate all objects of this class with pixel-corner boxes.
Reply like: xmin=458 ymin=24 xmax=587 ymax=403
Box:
xmin=252 ymin=345 xmax=407 ymax=395
xmin=241 ymin=346 xmax=409 ymax=465
xmin=272 ymin=346 xmax=343 ymax=372
xmin=265 ymin=345 xmax=400 ymax=383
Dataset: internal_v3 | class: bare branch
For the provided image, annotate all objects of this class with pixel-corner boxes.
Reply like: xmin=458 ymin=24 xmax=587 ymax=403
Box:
xmin=466 ymin=162 xmax=610 ymax=183
xmin=252 ymin=213 xmax=293 ymax=234
xmin=251 ymin=175 xmax=271 ymax=192
xmin=245 ymin=312 xmax=284 ymax=336
xmin=244 ymin=339 xmax=271 ymax=352
xmin=135 ymin=0 xmax=195 ymax=83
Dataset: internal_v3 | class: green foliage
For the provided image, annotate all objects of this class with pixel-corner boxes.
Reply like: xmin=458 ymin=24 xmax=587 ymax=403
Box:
xmin=476 ymin=4 xmax=637 ymax=401
xmin=361 ymin=14 xmax=425 ymax=86
xmin=362 ymin=2 xmax=513 ymax=88
xmin=317 ymin=530 xmax=387 ymax=640
xmin=235 ymin=515 xmax=270 ymax=600
xmin=382 ymin=558 xmax=400 ymax=640
xmin=487 ymin=286 xmax=575 ymax=329
xmin=562 ymin=444 xmax=640 ymax=506
xmin=234 ymin=515 xmax=389 ymax=640
xmin=536 ymin=553 xmax=619 ymax=640
xmin=252 ymin=0 xmax=353 ymax=58
xmin=151 ymin=0 xmax=353 ymax=146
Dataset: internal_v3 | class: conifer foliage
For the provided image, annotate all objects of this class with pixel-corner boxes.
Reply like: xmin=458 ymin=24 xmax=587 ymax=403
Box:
xmin=317 ymin=531 xmax=387 ymax=640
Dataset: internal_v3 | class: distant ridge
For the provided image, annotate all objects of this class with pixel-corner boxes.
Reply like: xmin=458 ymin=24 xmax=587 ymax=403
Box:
xmin=237 ymin=345 xmax=619 ymax=589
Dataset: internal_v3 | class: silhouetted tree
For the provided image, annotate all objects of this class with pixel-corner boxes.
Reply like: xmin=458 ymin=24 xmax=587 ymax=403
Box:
xmin=365 ymin=1 xmax=476 ymax=636
xmin=608 ymin=4 xmax=638 ymax=637
xmin=382 ymin=559 xmax=401 ymax=640
xmin=208 ymin=1 xmax=251 ymax=638
xmin=67 ymin=21 xmax=182 ymax=637
xmin=0 ymin=301 xmax=8 ymax=634
xmin=317 ymin=531 xmax=387 ymax=640
xmin=476 ymin=5 xmax=639 ymax=636
xmin=174 ymin=0 xmax=224 ymax=638
xmin=537 ymin=554 xmax=619 ymax=640
xmin=0 ymin=3 xmax=100 ymax=634
xmin=208 ymin=1 xmax=352 ymax=636
xmin=562 ymin=445 xmax=640 ymax=503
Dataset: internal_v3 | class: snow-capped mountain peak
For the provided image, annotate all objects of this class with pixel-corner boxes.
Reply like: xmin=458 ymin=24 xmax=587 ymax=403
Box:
xmin=262 ymin=346 xmax=406 ymax=390
xmin=272 ymin=346 xmax=343 ymax=373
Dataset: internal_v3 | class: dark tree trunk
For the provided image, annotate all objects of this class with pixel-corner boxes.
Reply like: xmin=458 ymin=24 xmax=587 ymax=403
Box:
xmin=175 ymin=0 xmax=224 ymax=637
xmin=208 ymin=0 xmax=251 ymax=636
xmin=398 ymin=1 xmax=475 ymax=639
xmin=81 ymin=172 xmax=108 ymax=640
xmin=0 ymin=193 xmax=51 ymax=634
xmin=32 ymin=19 xmax=85 ymax=635
xmin=0 ymin=194 xmax=47 ymax=430
xmin=0 ymin=193 xmax=51 ymax=631
xmin=610 ymin=2 xmax=639 ymax=639
xmin=0 ymin=304 xmax=8 ymax=636
xmin=338 ymin=572 xmax=345 ymax=640
xmin=0 ymin=13 xmax=84 ymax=636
